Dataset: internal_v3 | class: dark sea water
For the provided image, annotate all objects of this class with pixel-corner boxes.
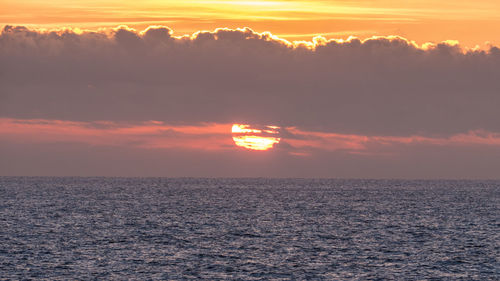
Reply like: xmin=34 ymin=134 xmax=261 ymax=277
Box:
xmin=0 ymin=177 xmax=499 ymax=280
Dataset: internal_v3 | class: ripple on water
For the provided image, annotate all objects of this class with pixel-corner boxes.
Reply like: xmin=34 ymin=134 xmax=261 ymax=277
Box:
xmin=0 ymin=177 xmax=499 ymax=280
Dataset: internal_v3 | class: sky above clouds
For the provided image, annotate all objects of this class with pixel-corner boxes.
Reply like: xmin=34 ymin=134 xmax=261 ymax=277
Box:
xmin=2 ymin=0 xmax=500 ymax=47
xmin=1 ymin=3 xmax=500 ymax=178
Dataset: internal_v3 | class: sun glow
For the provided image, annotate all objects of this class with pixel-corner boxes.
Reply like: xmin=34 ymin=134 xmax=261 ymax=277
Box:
xmin=232 ymin=124 xmax=280 ymax=150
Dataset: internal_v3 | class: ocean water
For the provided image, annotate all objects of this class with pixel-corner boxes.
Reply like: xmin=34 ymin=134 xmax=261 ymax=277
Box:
xmin=0 ymin=177 xmax=499 ymax=280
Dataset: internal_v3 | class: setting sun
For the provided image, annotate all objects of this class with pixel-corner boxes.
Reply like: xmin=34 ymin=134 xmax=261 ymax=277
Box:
xmin=231 ymin=124 xmax=281 ymax=150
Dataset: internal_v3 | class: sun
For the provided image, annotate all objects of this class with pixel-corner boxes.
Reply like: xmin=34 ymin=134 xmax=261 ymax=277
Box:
xmin=232 ymin=124 xmax=281 ymax=151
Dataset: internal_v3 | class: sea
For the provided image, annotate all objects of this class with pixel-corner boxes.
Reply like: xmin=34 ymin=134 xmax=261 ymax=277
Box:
xmin=0 ymin=177 xmax=499 ymax=280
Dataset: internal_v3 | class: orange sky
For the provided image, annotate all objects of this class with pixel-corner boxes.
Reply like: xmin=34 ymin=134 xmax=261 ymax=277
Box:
xmin=2 ymin=0 xmax=500 ymax=48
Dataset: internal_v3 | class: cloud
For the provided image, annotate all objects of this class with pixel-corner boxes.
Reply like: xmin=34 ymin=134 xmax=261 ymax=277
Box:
xmin=0 ymin=118 xmax=233 ymax=150
xmin=1 ymin=25 xmax=500 ymax=138
xmin=2 ymin=118 xmax=500 ymax=155
xmin=281 ymin=126 xmax=500 ymax=156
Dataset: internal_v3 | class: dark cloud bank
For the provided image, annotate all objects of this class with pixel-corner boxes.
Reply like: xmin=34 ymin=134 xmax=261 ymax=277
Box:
xmin=2 ymin=25 xmax=500 ymax=136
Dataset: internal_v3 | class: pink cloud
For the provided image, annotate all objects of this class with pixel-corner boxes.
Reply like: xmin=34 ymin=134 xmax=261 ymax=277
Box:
xmin=282 ymin=127 xmax=500 ymax=155
xmin=0 ymin=118 xmax=234 ymax=150
xmin=2 ymin=118 xmax=500 ymax=155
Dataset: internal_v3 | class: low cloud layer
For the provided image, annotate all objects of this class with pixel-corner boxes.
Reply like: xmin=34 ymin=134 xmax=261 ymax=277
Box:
xmin=2 ymin=25 xmax=500 ymax=137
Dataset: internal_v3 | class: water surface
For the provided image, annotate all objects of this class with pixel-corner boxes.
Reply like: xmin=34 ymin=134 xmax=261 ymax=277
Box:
xmin=1 ymin=177 xmax=499 ymax=279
